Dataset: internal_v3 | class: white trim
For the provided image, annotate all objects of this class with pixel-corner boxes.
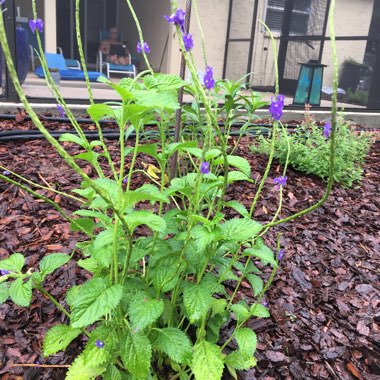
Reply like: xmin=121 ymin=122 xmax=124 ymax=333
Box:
xmin=44 ymin=0 xmax=57 ymax=52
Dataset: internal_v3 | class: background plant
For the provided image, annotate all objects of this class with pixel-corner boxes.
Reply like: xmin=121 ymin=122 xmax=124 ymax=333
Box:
xmin=0 ymin=0 xmax=339 ymax=379
xmin=252 ymin=116 xmax=371 ymax=188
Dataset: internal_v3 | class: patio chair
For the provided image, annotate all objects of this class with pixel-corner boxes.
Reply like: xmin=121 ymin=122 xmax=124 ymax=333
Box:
xmin=34 ymin=53 xmax=105 ymax=82
xmin=97 ymin=30 xmax=137 ymax=78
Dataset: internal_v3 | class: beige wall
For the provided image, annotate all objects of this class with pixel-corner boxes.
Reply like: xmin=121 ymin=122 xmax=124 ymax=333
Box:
xmin=118 ymin=0 xmax=171 ymax=72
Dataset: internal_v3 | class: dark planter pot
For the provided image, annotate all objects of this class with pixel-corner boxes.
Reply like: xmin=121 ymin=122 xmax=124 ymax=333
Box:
xmin=339 ymin=61 xmax=368 ymax=92
xmin=0 ymin=27 xmax=30 ymax=88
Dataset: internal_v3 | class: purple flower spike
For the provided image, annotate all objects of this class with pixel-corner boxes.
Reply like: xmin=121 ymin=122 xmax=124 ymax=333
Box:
xmin=203 ymin=66 xmax=215 ymax=90
xmin=164 ymin=9 xmax=186 ymax=32
xmin=269 ymin=94 xmax=285 ymax=121
xmin=200 ymin=161 xmax=210 ymax=175
xmin=95 ymin=339 xmax=105 ymax=348
xmin=183 ymin=33 xmax=194 ymax=52
xmin=2 ymin=170 xmax=10 ymax=176
xmin=273 ymin=176 xmax=287 ymax=190
xmin=278 ymin=249 xmax=285 ymax=261
xmin=29 ymin=18 xmax=44 ymax=34
xmin=57 ymin=104 xmax=65 ymax=118
xmin=137 ymin=41 xmax=150 ymax=54
xmin=1 ymin=269 xmax=10 ymax=276
xmin=323 ymin=121 xmax=331 ymax=139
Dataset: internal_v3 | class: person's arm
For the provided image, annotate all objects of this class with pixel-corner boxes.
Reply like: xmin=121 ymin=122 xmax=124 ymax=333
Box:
xmin=99 ymin=40 xmax=109 ymax=54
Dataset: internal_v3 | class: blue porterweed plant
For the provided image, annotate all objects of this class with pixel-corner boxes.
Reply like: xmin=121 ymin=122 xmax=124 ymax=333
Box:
xmin=0 ymin=0 xmax=340 ymax=379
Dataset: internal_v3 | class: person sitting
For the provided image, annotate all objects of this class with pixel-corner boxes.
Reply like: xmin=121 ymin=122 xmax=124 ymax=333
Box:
xmin=99 ymin=27 xmax=130 ymax=65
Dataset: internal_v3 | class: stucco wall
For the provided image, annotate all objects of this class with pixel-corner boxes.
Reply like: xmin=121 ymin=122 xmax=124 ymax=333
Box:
xmin=118 ymin=0 xmax=171 ymax=72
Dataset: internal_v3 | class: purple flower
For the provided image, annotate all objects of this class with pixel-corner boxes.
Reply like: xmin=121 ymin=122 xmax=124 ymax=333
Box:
xmin=123 ymin=177 xmax=128 ymax=184
xmin=164 ymin=9 xmax=186 ymax=32
xmin=278 ymin=249 xmax=285 ymax=261
xmin=0 ymin=0 xmax=6 ymax=5
xmin=200 ymin=161 xmax=210 ymax=174
xmin=137 ymin=41 xmax=150 ymax=54
xmin=57 ymin=104 xmax=65 ymax=118
xmin=2 ymin=170 xmax=10 ymax=176
xmin=323 ymin=122 xmax=331 ymax=139
xmin=183 ymin=33 xmax=194 ymax=52
xmin=269 ymin=94 xmax=285 ymax=121
xmin=95 ymin=339 xmax=105 ymax=348
xmin=1 ymin=269 xmax=10 ymax=276
xmin=261 ymin=299 xmax=268 ymax=307
xmin=203 ymin=66 xmax=215 ymax=90
xmin=273 ymin=176 xmax=287 ymax=190
xmin=29 ymin=18 xmax=44 ymax=34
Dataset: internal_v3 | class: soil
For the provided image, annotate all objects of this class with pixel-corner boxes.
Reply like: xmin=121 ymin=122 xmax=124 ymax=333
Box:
xmin=0 ymin=125 xmax=379 ymax=380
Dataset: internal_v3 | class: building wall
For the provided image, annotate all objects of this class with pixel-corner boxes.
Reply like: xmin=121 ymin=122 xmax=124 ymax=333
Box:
xmin=118 ymin=0 xmax=171 ymax=73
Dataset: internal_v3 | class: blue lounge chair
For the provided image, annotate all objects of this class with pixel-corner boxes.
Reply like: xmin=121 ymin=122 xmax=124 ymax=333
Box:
xmin=35 ymin=53 xmax=105 ymax=82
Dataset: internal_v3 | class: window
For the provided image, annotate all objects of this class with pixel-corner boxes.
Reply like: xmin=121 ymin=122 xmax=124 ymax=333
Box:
xmin=265 ymin=0 xmax=312 ymax=35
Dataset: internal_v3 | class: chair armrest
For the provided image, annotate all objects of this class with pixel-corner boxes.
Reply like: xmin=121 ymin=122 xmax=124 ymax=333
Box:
xmin=57 ymin=46 xmax=63 ymax=55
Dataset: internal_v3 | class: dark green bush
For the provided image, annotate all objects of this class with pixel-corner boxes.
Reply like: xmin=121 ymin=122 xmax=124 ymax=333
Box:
xmin=252 ymin=119 xmax=372 ymax=187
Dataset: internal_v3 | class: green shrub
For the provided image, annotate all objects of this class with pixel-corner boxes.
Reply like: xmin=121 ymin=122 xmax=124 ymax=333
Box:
xmin=252 ymin=119 xmax=371 ymax=187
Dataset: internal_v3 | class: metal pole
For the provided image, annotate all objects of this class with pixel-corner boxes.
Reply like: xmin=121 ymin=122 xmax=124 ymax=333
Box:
xmin=169 ymin=0 xmax=192 ymax=180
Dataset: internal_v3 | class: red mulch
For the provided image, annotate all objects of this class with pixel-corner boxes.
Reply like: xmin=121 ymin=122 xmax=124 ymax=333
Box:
xmin=0 ymin=130 xmax=379 ymax=380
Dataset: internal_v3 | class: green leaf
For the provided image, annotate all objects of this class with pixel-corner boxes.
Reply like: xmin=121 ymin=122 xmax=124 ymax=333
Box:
xmin=87 ymin=103 xmax=115 ymax=121
xmin=128 ymin=293 xmax=164 ymax=330
xmin=221 ymin=218 xmax=262 ymax=242
xmin=234 ymin=328 xmax=257 ymax=357
xmin=214 ymin=155 xmax=251 ymax=176
xmin=224 ymin=201 xmax=249 ymax=218
xmin=190 ymin=225 xmax=221 ymax=252
xmin=166 ymin=141 xmax=198 ymax=156
xmin=73 ymin=210 xmax=112 ymax=226
xmin=65 ymin=354 xmax=105 ymax=380
xmin=225 ymin=350 xmax=257 ymax=370
xmin=152 ymin=265 xmax=180 ymax=293
xmin=133 ymin=89 xmax=179 ymax=111
xmin=66 ymin=285 xmax=81 ymax=308
xmin=192 ymin=340 xmax=224 ymax=380
xmin=226 ymin=171 xmax=250 ymax=183
xmin=125 ymin=211 xmax=166 ymax=232
xmin=0 ymin=253 xmax=25 ymax=273
xmin=59 ymin=133 xmax=87 ymax=148
xmin=121 ymin=331 xmax=152 ymax=378
xmin=39 ymin=254 xmax=70 ymax=278
xmin=92 ymin=178 xmax=119 ymax=206
xmin=103 ymin=365 xmax=122 ymax=380
xmin=182 ymin=147 xmax=203 ymax=159
xmin=250 ymin=303 xmax=270 ymax=318
xmin=71 ymin=217 xmax=95 ymax=235
xmin=0 ymin=282 xmax=9 ymax=303
xmin=136 ymin=143 xmax=159 ymax=160
xmin=9 ymin=278 xmax=32 ymax=307
xmin=152 ymin=328 xmax=193 ymax=364
xmin=77 ymin=257 xmax=101 ymax=273
xmin=230 ymin=303 xmax=250 ymax=323
xmin=143 ymin=73 xmax=186 ymax=91
xmin=43 ymin=324 xmax=81 ymax=356
xmin=246 ymin=274 xmax=264 ymax=297
xmin=183 ymin=282 xmax=213 ymax=322
xmin=244 ymin=245 xmax=277 ymax=267
xmin=125 ymin=184 xmax=169 ymax=208
xmin=205 ymin=149 xmax=222 ymax=161
xmin=70 ymin=278 xmax=123 ymax=328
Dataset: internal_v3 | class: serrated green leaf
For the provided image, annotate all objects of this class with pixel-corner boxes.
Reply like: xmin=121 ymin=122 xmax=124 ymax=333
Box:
xmin=125 ymin=211 xmax=166 ymax=232
xmin=59 ymin=133 xmax=87 ymax=147
xmin=65 ymin=354 xmax=105 ymax=380
xmin=224 ymin=350 xmax=257 ymax=370
xmin=121 ymin=331 xmax=152 ymax=378
xmin=70 ymin=218 xmax=95 ymax=235
xmin=244 ymin=246 xmax=277 ymax=267
xmin=92 ymin=178 xmax=119 ymax=206
xmin=66 ymin=285 xmax=81 ymax=308
xmin=166 ymin=141 xmax=198 ymax=156
xmin=230 ymin=303 xmax=250 ymax=323
xmin=224 ymin=201 xmax=249 ymax=217
xmin=143 ymin=73 xmax=186 ymax=91
xmin=9 ymin=278 xmax=32 ymax=307
xmin=39 ymin=254 xmax=70 ymax=278
xmin=226 ymin=171 xmax=250 ymax=183
xmin=183 ymin=283 xmax=213 ymax=322
xmin=128 ymin=293 xmax=164 ymax=330
xmin=205 ymin=149 xmax=222 ymax=161
xmin=93 ymin=228 xmax=116 ymax=252
xmin=103 ymin=365 xmax=122 ymax=380
xmin=0 ymin=282 xmax=9 ymax=303
xmin=43 ymin=324 xmax=81 ymax=356
xmin=151 ymin=266 xmax=180 ymax=293
xmin=77 ymin=257 xmax=101 ymax=273
xmin=234 ymin=328 xmax=257 ymax=357
xmin=192 ymin=340 xmax=224 ymax=380
xmin=221 ymin=218 xmax=262 ymax=242
xmin=0 ymin=253 xmax=25 ymax=273
xmin=124 ymin=184 xmax=169 ymax=209
xmin=182 ymin=147 xmax=203 ymax=158
xmin=214 ymin=155 xmax=251 ymax=176
xmin=87 ymin=103 xmax=115 ymax=121
xmin=190 ymin=225 xmax=221 ymax=252
xmin=246 ymin=274 xmax=264 ymax=297
xmin=73 ymin=210 xmax=112 ymax=226
xmin=70 ymin=278 xmax=123 ymax=328
xmin=152 ymin=328 xmax=193 ymax=364
xmin=250 ymin=303 xmax=270 ymax=318
xmin=133 ymin=89 xmax=179 ymax=110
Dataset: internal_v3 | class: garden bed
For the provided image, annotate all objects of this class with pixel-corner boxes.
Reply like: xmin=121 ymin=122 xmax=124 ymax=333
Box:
xmin=0 ymin=135 xmax=379 ymax=380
